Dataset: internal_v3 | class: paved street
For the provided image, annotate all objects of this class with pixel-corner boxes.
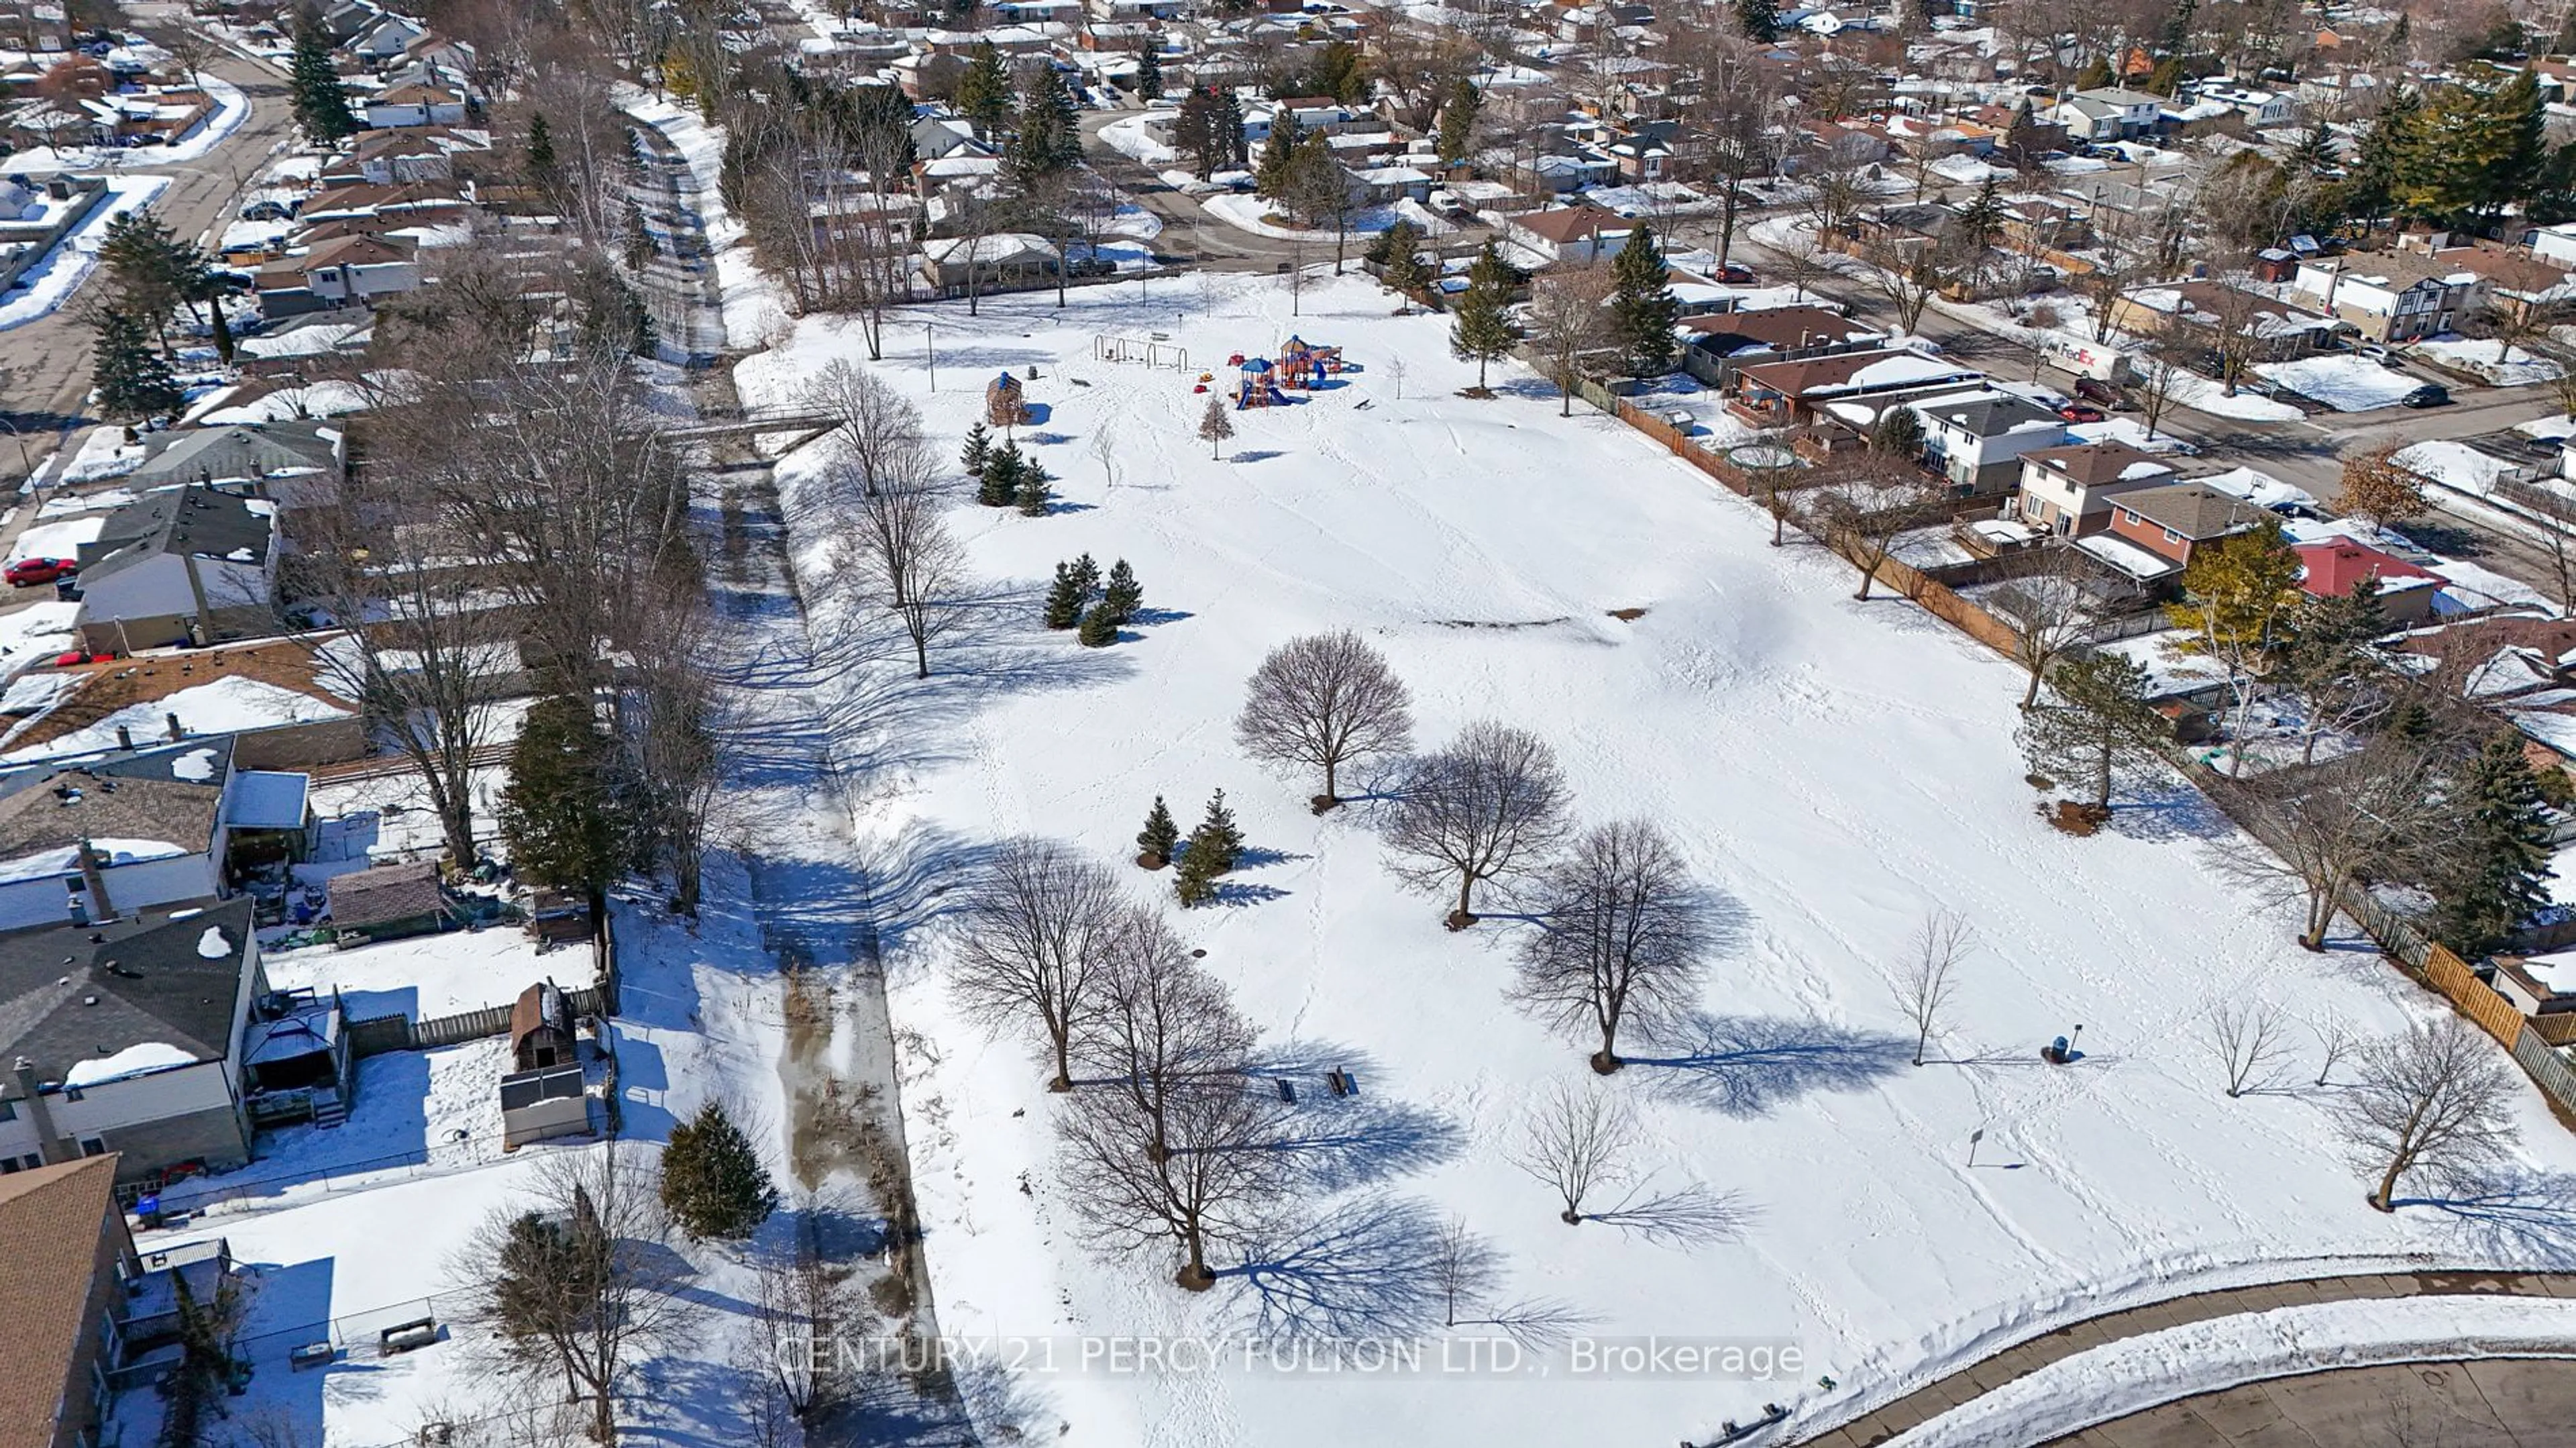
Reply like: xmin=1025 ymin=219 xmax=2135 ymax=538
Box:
xmin=2050 ymin=1357 xmax=2576 ymax=1447
xmin=0 ymin=46 xmax=293 ymax=482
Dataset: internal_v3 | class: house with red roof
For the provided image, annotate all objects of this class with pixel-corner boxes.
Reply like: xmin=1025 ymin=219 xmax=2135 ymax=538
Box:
xmin=2294 ymin=537 xmax=2443 ymax=625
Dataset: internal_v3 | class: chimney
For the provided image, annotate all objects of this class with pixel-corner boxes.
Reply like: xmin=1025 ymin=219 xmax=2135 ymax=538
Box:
xmin=75 ymin=840 xmax=115 ymax=924
xmin=165 ymin=712 xmax=183 ymax=741
xmin=9 ymin=1058 xmax=72 ymax=1166
xmin=115 ymin=725 xmax=131 ymax=752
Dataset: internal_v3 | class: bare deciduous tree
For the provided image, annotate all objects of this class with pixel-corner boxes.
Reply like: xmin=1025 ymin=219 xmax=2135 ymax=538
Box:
xmin=2342 ymin=1016 xmax=2520 ymax=1210
xmin=1809 ymin=453 xmax=1945 ymax=602
xmin=1511 ymin=821 xmax=1712 ymax=1072
xmin=1056 ymin=1064 xmax=1282 ymax=1290
xmin=456 ymin=1144 xmax=700 ymax=1445
xmin=745 ymin=1198 xmax=870 ymax=1425
xmin=1233 ymin=630 xmax=1415 ymax=810
xmin=2204 ymin=998 xmax=2293 ymax=1098
xmin=1078 ymin=906 xmax=1255 ymax=1161
xmin=1385 ymin=721 xmax=1573 ymax=925
xmin=1892 ymin=909 xmax=1970 ymax=1066
xmin=836 ymin=460 xmax=972 ymax=680
xmin=1525 ymin=264 xmax=1615 ymax=417
xmin=2216 ymin=737 xmax=2450 ymax=951
xmin=949 ymin=838 xmax=1127 ymax=1090
xmin=1510 ymin=1080 xmax=1636 ymax=1224
xmin=2312 ymin=1011 xmax=2358 ymax=1088
xmin=802 ymin=358 xmax=925 ymax=499
xmin=1989 ymin=550 xmax=2112 ymax=709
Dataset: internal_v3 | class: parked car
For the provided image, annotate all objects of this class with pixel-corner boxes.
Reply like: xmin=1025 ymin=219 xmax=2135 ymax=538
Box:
xmin=2073 ymin=376 xmax=2129 ymax=409
xmin=5 ymin=558 xmax=75 ymax=588
xmin=2400 ymin=384 xmax=2451 ymax=409
xmin=1717 ymin=262 xmax=1756 ymax=284
xmin=2056 ymin=403 xmax=2106 ymax=423
xmin=50 ymin=650 xmax=110 ymax=667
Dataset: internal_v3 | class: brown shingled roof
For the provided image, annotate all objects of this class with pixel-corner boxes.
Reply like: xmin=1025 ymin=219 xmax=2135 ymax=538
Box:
xmin=0 ymin=1155 xmax=118 ymax=1448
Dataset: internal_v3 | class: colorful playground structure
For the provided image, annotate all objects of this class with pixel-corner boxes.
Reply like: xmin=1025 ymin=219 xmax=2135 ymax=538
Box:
xmin=1198 ymin=335 xmax=1350 ymax=409
xmin=986 ymin=370 xmax=1032 ymax=427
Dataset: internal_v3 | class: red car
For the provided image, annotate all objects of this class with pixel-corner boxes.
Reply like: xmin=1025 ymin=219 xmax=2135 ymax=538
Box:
xmin=1717 ymin=262 xmax=1757 ymax=283
xmin=51 ymin=650 xmax=109 ymax=668
xmin=2056 ymin=403 xmax=2106 ymax=423
xmin=5 ymin=558 xmax=75 ymax=588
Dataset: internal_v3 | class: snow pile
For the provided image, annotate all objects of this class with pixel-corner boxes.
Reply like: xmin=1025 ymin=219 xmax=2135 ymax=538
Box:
xmin=1101 ymin=112 xmax=1178 ymax=165
xmin=2256 ymin=354 xmax=2421 ymax=412
xmin=0 ymin=176 xmax=172 ymax=331
xmin=7 ymin=678 xmax=352 ymax=761
xmin=2 ymin=514 xmax=99 ymax=566
xmin=2164 ymin=368 xmax=2304 ymax=421
xmin=170 ymin=747 xmax=219 ymax=781
xmin=152 ymin=72 xmax=251 ymax=165
xmin=2412 ymin=338 xmax=2565 ymax=387
xmin=1889 ymin=1295 xmax=2576 ymax=1446
xmin=197 ymin=925 xmax=232 ymax=959
xmin=58 ymin=429 xmax=144 ymax=482
xmin=729 ymin=272 xmax=2576 ymax=1448
xmin=1201 ymin=191 xmax=1397 ymax=242
xmin=2395 ymin=439 xmax=2516 ymax=501
xmin=65 ymin=1041 xmax=197 ymax=1087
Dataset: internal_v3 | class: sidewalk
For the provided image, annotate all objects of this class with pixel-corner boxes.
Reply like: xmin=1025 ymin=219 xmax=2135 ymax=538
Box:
xmin=1792 ymin=1270 xmax=2576 ymax=1447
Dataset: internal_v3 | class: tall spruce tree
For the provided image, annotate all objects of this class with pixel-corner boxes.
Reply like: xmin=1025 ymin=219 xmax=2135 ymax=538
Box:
xmin=2015 ymin=654 xmax=2161 ymax=811
xmin=498 ymin=694 xmax=633 ymax=925
xmin=1070 ymin=552 xmax=1101 ymax=597
xmin=1134 ymin=41 xmax=1164 ymax=99
xmin=956 ymin=42 xmax=1012 ymax=138
xmin=288 ymin=9 xmax=357 ymax=142
xmin=89 ymin=307 xmax=181 ymax=420
xmin=1607 ymin=225 xmax=1680 ymax=377
xmin=526 ymin=113 xmax=559 ymax=189
xmin=1102 ymin=559 xmax=1141 ymax=623
xmin=1733 ymin=0 xmax=1780 ymax=41
xmin=1450 ymin=241 xmax=1517 ymax=391
xmin=1044 ymin=562 xmax=1088 ymax=628
xmin=960 ymin=421 xmax=993 ymax=476
xmin=1436 ymin=77 xmax=1482 ymax=166
xmin=1191 ymin=789 xmax=1243 ymax=872
xmin=1220 ymin=91 xmax=1250 ymax=168
xmin=2429 ymin=731 xmax=2555 ymax=957
xmin=979 ymin=442 xmax=1025 ymax=506
xmin=1254 ymin=114 xmax=1303 ymax=201
xmin=1015 ymin=460 xmax=1054 ymax=515
xmin=1008 ymin=65 xmax=1082 ymax=187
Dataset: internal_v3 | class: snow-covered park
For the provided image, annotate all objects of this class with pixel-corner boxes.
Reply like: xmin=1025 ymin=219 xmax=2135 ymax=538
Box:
xmin=727 ymin=270 xmax=2576 ymax=1447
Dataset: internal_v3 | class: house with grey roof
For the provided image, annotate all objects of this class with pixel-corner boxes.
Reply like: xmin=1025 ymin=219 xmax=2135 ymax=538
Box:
xmin=70 ymin=484 xmax=280 ymax=654
xmin=1903 ymin=389 xmax=2068 ymax=497
xmin=0 ymin=739 xmax=310 ymax=933
xmin=129 ymin=422 xmax=344 ymax=497
xmin=2102 ymin=482 xmax=2267 ymax=572
xmin=0 ymin=896 xmax=264 ymax=1184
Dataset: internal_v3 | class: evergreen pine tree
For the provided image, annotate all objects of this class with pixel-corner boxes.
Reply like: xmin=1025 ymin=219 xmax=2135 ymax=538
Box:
xmin=2074 ymin=55 xmax=2115 ymax=89
xmin=1043 ymin=562 xmax=1087 ymax=628
xmin=2145 ymin=55 xmax=2183 ymax=97
xmin=1069 ymin=552 xmax=1101 ymax=597
xmin=1135 ymin=42 xmax=1164 ymax=99
xmin=497 ymin=694 xmax=633 ymax=921
xmin=2015 ymin=654 xmax=2160 ymax=811
xmin=1008 ymin=66 xmax=1083 ymax=187
xmin=1870 ymin=403 xmax=1925 ymax=458
xmin=1436 ymin=78 xmax=1482 ymax=166
xmin=1015 ymin=460 xmax=1054 ymax=515
xmin=1220 ymin=91 xmax=1250 ymax=168
xmin=288 ymin=9 xmax=358 ymax=142
xmin=1449 ymin=240 xmax=1517 ymax=391
xmin=660 ymin=1100 xmax=782 ymax=1240
xmin=1376 ymin=219 xmax=1430 ymax=296
xmin=526 ymin=113 xmax=559 ymax=188
xmin=1173 ymin=841 xmax=1220 ymax=906
xmin=99 ymin=212 xmax=191 ymax=355
xmin=1733 ymin=0 xmax=1780 ymax=41
xmin=1957 ymin=175 xmax=2006 ymax=248
xmin=2429 ymin=731 xmax=2555 ymax=957
xmin=1102 ymin=558 xmax=1141 ymax=624
xmin=960 ymin=421 xmax=993 ymax=476
xmin=1255 ymin=115 xmax=1303 ymax=201
xmin=1193 ymin=788 xmax=1243 ymax=872
xmin=1078 ymin=603 xmax=1118 ymax=646
xmin=979 ymin=443 xmax=1024 ymax=506
xmin=956 ymin=43 xmax=1012 ymax=138
xmin=1607 ymin=225 xmax=1680 ymax=378
xmin=89 ymin=308 xmax=181 ymax=421
xmin=1137 ymin=795 xmax=1181 ymax=866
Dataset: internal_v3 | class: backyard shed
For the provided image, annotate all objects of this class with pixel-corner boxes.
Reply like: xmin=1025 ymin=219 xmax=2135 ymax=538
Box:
xmin=326 ymin=862 xmax=451 ymax=942
xmin=510 ymin=980 xmax=576 ymax=1071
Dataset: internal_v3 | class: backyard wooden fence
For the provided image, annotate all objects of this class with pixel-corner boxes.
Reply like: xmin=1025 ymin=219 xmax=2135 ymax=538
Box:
xmin=349 ymin=985 xmax=607 ymax=1058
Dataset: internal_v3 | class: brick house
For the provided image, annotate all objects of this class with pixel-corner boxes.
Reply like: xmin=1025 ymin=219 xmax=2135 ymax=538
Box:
xmin=2100 ymin=481 xmax=2266 ymax=570
xmin=0 ymin=1155 xmax=140 ymax=1448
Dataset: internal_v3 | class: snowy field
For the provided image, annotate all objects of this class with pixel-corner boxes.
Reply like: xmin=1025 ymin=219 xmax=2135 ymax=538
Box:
xmin=260 ymin=927 xmax=574 ymax=1021
xmin=732 ymin=272 xmax=2576 ymax=1447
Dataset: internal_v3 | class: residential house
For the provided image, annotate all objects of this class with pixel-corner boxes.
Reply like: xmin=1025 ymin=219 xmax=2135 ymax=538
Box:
xmin=917 ymin=232 xmax=1060 ymax=295
xmin=2100 ymin=482 xmax=2265 ymax=576
xmin=2445 ymin=246 xmax=2576 ymax=319
xmin=346 ymin=9 xmax=427 ymax=60
xmin=2049 ymin=87 xmax=2165 ymax=140
xmin=1904 ymin=389 xmax=2068 ymax=497
xmin=129 ymin=421 xmax=343 ymax=495
xmin=1725 ymin=347 xmax=1983 ymax=428
xmin=2294 ymin=537 xmax=2443 ymax=627
xmin=2290 ymin=252 xmax=2485 ymax=342
xmin=70 ymin=484 xmax=280 ymax=653
xmin=329 ymin=126 xmax=488 ymax=185
xmin=360 ymin=81 xmax=468 ymax=130
xmin=0 ymin=898 xmax=264 ymax=1184
xmin=2193 ymin=83 xmax=2294 ymax=128
xmin=2110 ymin=279 xmax=2337 ymax=362
xmin=0 ymin=1155 xmax=138 ymax=1448
xmin=259 ymin=232 xmax=421 ymax=311
xmin=2011 ymin=440 xmax=2175 ymax=535
xmin=1678 ymin=305 xmax=1885 ymax=386
xmin=1500 ymin=202 xmax=1631 ymax=265
xmin=0 ymin=743 xmax=268 ymax=927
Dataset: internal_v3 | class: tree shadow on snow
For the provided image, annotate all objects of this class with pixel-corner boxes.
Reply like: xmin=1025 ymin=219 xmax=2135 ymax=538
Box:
xmin=1223 ymin=1193 xmax=1453 ymax=1340
xmin=2103 ymin=778 xmax=2234 ymax=843
xmin=1226 ymin=449 xmax=1286 ymax=464
xmin=1585 ymin=1183 xmax=1759 ymax=1247
xmin=1625 ymin=1012 xmax=1911 ymax=1117
xmin=1256 ymin=1092 xmax=1462 ymax=1194
xmin=2398 ymin=1170 xmax=2576 ymax=1264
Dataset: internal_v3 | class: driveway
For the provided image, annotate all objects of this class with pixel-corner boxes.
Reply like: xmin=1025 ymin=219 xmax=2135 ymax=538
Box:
xmin=0 ymin=45 xmax=294 ymax=481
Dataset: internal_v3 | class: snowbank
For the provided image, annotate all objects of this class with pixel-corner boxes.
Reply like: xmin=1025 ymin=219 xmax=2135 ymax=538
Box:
xmin=2166 ymin=368 xmax=2304 ymax=421
xmin=154 ymin=72 xmax=251 ymax=165
xmin=0 ymin=176 xmax=172 ymax=331
xmin=2414 ymin=338 xmax=2564 ymax=387
xmin=1890 ymin=1295 xmax=2576 ymax=1447
xmin=1201 ymin=191 xmax=1397 ymax=242
xmin=2257 ymin=354 xmax=2421 ymax=412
